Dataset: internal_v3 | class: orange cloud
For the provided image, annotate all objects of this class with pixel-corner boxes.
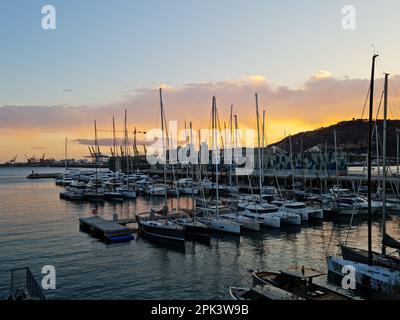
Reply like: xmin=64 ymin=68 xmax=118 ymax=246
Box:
xmin=0 ymin=74 xmax=398 ymax=162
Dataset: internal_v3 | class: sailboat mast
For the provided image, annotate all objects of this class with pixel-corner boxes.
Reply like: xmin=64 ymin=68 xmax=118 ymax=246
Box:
xmin=94 ymin=120 xmax=99 ymax=193
xmin=382 ymin=73 xmax=389 ymax=255
xmin=124 ymin=109 xmax=130 ymax=189
xmin=234 ymin=115 xmax=239 ymax=186
xmin=159 ymin=88 xmax=168 ymax=206
xmin=376 ymin=125 xmax=380 ymax=191
xmin=289 ymin=135 xmax=295 ymax=195
xmin=368 ymin=54 xmax=379 ymax=266
xmin=262 ymin=110 xmax=266 ymax=180
xmin=229 ymin=105 xmax=233 ymax=187
xmin=255 ymin=93 xmax=262 ymax=200
xmin=324 ymin=140 xmax=328 ymax=191
xmin=189 ymin=121 xmax=195 ymax=214
xmin=334 ymin=129 xmax=339 ymax=188
xmin=64 ymin=137 xmax=67 ymax=174
xmin=112 ymin=116 xmax=117 ymax=188
xmin=213 ymin=97 xmax=220 ymax=219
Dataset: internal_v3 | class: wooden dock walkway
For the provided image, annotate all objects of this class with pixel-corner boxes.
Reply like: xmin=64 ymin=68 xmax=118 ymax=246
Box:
xmin=79 ymin=216 xmax=134 ymax=243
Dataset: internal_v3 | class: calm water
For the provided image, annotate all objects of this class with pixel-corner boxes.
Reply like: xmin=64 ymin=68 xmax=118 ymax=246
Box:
xmin=1 ymin=167 xmax=399 ymax=300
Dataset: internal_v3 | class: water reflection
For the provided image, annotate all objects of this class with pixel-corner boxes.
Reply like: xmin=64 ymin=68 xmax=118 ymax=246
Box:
xmin=0 ymin=167 xmax=399 ymax=299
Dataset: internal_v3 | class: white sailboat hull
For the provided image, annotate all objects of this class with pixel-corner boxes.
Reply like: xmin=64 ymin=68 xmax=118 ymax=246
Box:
xmin=210 ymin=219 xmax=241 ymax=235
xmin=327 ymin=256 xmax=400 ymax=297
xmin=199 ymin=218 xmax=241 ymax=235
xmin=146 ymin=186 xmax=167 ymax=196
xmin=275 ymin=212 xmax=301 ymax=225
xmin=278 ymin=206 xmax=309 ymax=221
xmin=242 ymin=212 xmax=281 ymax=228
xmin=220 ymin=214 xmax=260 ymax=231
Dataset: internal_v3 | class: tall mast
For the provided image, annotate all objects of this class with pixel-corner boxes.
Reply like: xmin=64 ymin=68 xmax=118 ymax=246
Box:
xmin=94 ymin=120 xmax=98 ymax=193
xmin=229 ymin=105 xmax=233 ymax=187
xmin=212 ymin=97 xmax=220 ymax=219
xmin=368 ymin=54 xmax=379 ymax=266
xmin=234 ymin=115 xmax=239 ymax=186
xmin=289 ymin=134 xmax=295 ymax=195
xmin=262 ymin=110 xmax=266 ymax=180
xmin=124 ymin=109 xmax=130 ymax=189
xmin=255 ymin=93 xmax=262 ymax=200
xmin=376 ymin=125 xmax=381 ymax=191
xmin=382 ymin=73 xmax=389 ymax=255
xmin=159 ymin=88 xmax=168 ymax=206
xmin=190 ymin=121 xmax=195 ymax=214
xmin=64 ymin=137 xmax=67 ymax=174
xmin=334 ymin=129 xmax=339 ymax=188
xmin=324 ymin=140 xmax=328 ymax=191
xmin=112 ymin=116 xmax=117 ymax=188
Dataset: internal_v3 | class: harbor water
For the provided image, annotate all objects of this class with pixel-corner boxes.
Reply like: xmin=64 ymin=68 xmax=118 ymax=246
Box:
xmin=1 ymin=167 xmax=399 ymax=299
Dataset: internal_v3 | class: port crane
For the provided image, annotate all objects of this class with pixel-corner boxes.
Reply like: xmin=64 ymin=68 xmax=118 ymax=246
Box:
xmin=133 ymin=127 xmax=146 ymax=157
xmin=5 ymin=155 xmax=17 ymax=165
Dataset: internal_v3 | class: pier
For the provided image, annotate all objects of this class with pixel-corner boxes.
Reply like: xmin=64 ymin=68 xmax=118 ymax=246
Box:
xmin=145 ymin=167 xmax=400 ymax=191
xmin=79 ymin=216 xmax=135 ymax=243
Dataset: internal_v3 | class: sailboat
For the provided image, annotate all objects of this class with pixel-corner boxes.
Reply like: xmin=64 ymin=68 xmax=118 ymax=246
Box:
xmin=55 ymin=138 xmax=74 ymax=186
xmin=117 ymin=113 xmax=137 ymax=199
xmin=271 ymin=200 xmax=324 ymax=221
xmin=83 ymin=121 xmax=105 ymax=202
xmin=237 ymin=94 xmax=301 ymax=227
xmin=137 ymin=88 xmax=185 ymax=243
xmin=196 ymin=97 xmax=241 ymax=235
xmin=327 ymin=57 xmax=400 ymax=297
xmin=103 ymin=116 xmax=124 ymax=202
xmin=173 ymin=124 xmax=211 ymax=241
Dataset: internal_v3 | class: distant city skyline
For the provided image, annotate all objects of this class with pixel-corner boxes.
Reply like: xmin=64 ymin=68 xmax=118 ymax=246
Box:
xmin=1 ymin=0 xmax=400 ymax=162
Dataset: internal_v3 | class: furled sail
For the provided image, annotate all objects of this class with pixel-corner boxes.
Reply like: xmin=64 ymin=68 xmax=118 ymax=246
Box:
xmin=383 ymin=233 xmax=400 ymax=250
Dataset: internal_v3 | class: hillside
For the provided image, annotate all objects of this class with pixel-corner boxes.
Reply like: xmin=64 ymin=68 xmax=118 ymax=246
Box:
xmin=272 ymin=119 xmax=400 ymax=157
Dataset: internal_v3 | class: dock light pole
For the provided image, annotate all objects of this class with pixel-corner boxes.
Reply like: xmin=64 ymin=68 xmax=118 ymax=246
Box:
xmin=368 ymin=54 xmax=379 ymax=266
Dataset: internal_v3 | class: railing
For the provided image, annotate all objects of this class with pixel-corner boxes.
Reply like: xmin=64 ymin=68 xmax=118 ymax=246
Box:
xmin=10 ymin=267 xmax=46 ymax=300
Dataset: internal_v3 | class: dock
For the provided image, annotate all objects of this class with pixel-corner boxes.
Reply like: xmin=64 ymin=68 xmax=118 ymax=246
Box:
xmin=79 ymin=216 xmax=135 ymax=243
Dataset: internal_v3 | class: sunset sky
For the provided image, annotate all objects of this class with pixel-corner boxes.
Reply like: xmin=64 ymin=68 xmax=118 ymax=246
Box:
xmin=1 ymin=0 xmax=400 ymax=162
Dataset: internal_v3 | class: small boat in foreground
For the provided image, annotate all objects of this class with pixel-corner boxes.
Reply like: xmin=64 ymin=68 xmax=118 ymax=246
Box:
xmin=229 ymin=285 xmax=301 ymax=300
xmin=252 ymin=269 xmax=352 ymax=300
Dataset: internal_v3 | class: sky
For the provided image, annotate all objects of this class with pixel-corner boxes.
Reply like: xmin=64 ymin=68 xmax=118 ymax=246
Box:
xmin=1 ymin=0 xmax=400 ymax=162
